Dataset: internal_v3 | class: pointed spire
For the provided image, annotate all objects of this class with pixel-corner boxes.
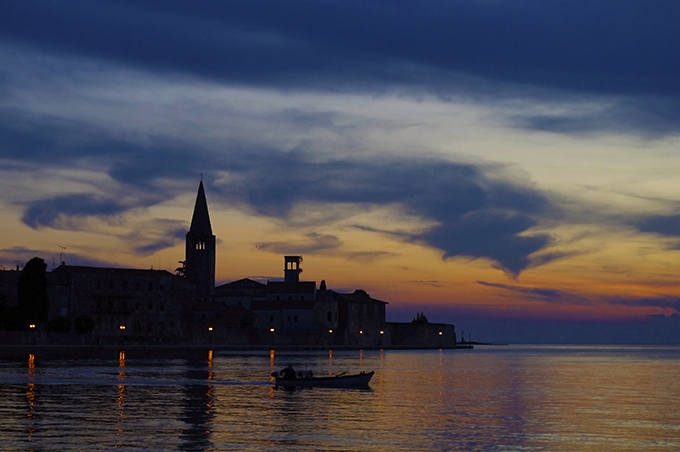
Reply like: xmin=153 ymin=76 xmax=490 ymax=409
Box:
xmin=189 ymin=180 xmax=213 ymax=234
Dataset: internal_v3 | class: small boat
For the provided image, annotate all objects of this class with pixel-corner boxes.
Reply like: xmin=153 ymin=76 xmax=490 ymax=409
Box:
xmin=273 ymin=370 xmax=374 ymax=388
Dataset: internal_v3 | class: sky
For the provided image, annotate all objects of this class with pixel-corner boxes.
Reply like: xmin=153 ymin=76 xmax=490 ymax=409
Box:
xmin=1 ymin=0 xmax=680 ymax=343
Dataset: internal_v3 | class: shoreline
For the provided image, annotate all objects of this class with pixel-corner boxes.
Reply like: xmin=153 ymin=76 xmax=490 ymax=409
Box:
xmin=0 ymin=343 xmax=474 ymax=360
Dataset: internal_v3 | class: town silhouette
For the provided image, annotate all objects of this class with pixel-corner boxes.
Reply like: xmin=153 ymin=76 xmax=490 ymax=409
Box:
xmin=0 ymin=181 xmax=463 ymax=353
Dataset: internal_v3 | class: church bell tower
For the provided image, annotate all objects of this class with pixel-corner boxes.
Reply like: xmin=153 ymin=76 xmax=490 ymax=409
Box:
xmin=185 ymin=180 xmax=216 ymax=297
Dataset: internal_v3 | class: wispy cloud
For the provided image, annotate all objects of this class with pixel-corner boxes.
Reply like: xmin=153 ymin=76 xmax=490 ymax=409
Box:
xmin=478 ymin=280 xmax=680 ymax=311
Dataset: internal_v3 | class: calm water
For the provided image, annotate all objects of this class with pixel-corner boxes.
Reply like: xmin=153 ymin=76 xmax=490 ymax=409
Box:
xmin=1 ymin=345 xmax=679 ymax=451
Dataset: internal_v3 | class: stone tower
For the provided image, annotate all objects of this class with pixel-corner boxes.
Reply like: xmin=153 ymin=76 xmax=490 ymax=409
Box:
xmin=185 ymin=180 xmax=216 ymax=297
xmin=284 ymin=255 xmax=302 ymax=283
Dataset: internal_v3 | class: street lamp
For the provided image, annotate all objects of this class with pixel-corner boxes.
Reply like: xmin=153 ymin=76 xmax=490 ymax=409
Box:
xmin=269 ymin=328 xmax=275 ymax=347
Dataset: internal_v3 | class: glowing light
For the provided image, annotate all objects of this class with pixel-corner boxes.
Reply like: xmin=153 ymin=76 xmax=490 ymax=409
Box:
xmin=328 ymin=329 xmax=333 ymax=334
xmin=28 ymin=324 xmax=36 ymax=329
xmin=269 ymin=328 xmax=275 ymax=333
xmin=380 ymin=330 xmax=384 ymax=335
xmin=439 ymin=331 xmax=443 ymax=335
xmin=119 ymin=325 xmax=126 ymax=330
xmin=208 ymin=326 xmax=213 ymax=332
xmin=359 ymin=330 xmax=363 ymax=334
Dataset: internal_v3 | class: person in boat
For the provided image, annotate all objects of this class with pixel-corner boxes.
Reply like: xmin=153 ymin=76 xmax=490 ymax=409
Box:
xmin=280 ymin=364 xmax=297 ymax=380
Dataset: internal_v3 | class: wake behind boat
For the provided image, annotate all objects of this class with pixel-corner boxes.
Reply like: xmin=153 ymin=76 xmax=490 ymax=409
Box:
xmin=272 ymin=366 xmax=374 ymax=388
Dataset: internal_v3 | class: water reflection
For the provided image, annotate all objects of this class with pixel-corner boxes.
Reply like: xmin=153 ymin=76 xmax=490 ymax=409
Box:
xmin=116 ymin=350 xmax=126 ymax=445
xmin=26 ymin=353 xmax=36 ymax=448
xmin=179 ymin=349 xmax=215 ymax=452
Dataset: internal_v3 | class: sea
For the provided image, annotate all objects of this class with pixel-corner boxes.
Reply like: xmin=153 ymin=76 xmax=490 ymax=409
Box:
xmin=0 ymin=345 xmax=679 ymax=451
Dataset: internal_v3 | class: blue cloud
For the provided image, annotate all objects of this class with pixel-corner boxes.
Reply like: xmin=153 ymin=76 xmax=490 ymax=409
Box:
xmin=632 ymin=214 xmax=680 ymax=238
xmin=22 ymin=194 xmax=127 ymax=229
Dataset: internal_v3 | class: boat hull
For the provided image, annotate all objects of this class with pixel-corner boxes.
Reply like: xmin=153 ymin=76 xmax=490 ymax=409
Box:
xmin=274 ymin=371 xmax=374 ymax=388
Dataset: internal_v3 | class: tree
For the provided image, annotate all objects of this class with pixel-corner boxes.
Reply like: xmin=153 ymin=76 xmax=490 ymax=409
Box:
xmin=175 ymin=260 xmax=186 ymax=276
xmin=411 ymin=312 xmax=429 ymax=324
xmin=75 ymin=315 xmax=95 ymax=334
xmin=17 ymin=257 xmax=49 ymax=328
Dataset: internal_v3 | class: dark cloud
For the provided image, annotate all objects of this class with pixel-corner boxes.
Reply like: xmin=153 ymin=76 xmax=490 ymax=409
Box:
xmin=628 ymin=213 xmax=680 ymax=250
xmin=512 ymin=99 xmax=680 ymax=138
xmin=209 ymin=155 xmax=559 ymax=276
xmin=1 ymin=1 xmax=678 ymax=135
xmin=0 ymin=107 xmax=213 ymax=180
xmin=631 ymin=214 xmax=680 ymax=238
xmin=21 ymin=194 xmax=127 ymax=229
xmin=257 ymin=233 xmax=343 ymax=255
xmin=124 ymin=220 xmax=187 ymax=256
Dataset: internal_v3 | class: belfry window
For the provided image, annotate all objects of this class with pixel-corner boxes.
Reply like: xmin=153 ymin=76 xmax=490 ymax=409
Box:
xmin=194 ymin=240 xmax=206 ymax=250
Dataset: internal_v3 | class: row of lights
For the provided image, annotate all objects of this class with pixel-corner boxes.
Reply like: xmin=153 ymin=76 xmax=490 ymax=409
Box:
xmin=114 ymin=325 xmax=441 ymax=335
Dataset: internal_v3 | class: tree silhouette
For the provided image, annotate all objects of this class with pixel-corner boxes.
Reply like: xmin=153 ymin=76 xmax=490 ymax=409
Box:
xmin=175 ymin=260 xmax=186 ymax=276
xmin=17 ymin=257 xmax=49 ymax=328
xmin=411 ymin=312 xmax=429 ymax=324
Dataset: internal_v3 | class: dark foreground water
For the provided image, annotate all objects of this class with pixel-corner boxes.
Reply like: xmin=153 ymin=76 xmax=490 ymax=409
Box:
xmin=1 ymin=345 xmax=679 ymax=451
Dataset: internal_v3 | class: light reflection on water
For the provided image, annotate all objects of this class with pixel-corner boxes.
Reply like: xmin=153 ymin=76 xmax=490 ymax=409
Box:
xmin=0 ymin=345 xmax=678 ymax=451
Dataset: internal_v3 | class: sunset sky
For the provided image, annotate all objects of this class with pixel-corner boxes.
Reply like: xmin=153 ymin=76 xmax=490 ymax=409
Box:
xmin=2 ymin=1 xmax=680 ymax=342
